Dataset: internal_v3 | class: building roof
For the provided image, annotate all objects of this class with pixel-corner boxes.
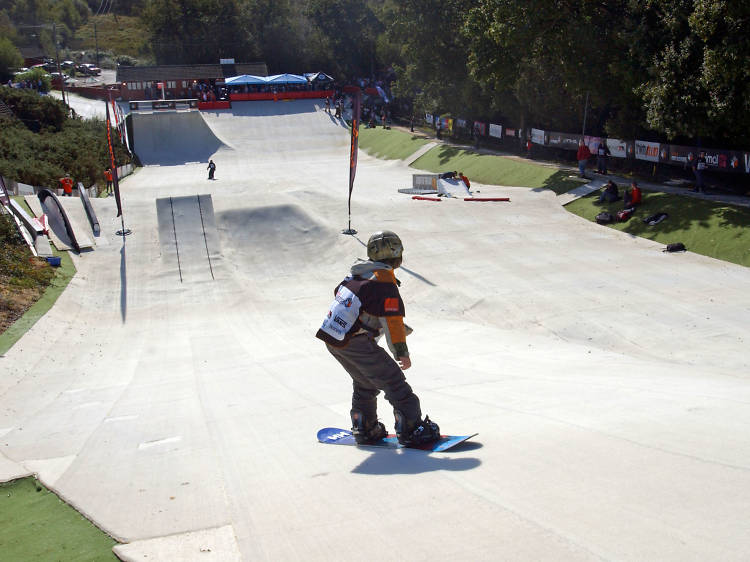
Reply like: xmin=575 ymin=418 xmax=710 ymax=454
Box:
xmin=117 ymin=62 xmax=268 ymax=83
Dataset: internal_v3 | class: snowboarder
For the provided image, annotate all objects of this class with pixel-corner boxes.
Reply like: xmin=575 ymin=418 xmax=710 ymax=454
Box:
xmin=316 ymin=230 xmax=440 ymax=447
xmin=207 ymin=159 xmax=216 ymax=180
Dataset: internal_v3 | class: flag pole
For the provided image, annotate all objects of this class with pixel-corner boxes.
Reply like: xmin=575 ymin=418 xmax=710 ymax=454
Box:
xmin=342 ymin=89 xmax=361 ymax=235
xmin=106 ymin=93 xmax=131 ymax=237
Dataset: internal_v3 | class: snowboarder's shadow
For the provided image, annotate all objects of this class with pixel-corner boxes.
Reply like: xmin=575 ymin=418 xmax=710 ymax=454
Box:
xmin=351 ymin=442 xmax=483 ymax=475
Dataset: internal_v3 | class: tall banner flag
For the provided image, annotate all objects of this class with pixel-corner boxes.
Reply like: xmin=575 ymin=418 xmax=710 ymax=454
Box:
xmin=105 ymin=100 xmax=124 ymax=218
xmin=344 ymin=90 xmax=361 ymax=234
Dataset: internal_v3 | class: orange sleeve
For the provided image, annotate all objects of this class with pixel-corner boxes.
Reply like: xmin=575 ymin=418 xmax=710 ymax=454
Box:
xmin=385 ymin=316 xmax=407 ymax=346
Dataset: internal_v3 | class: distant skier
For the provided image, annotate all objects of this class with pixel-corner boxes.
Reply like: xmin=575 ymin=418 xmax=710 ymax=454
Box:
xmin=316 ymin=230 xmax=440 ymax=447
xmin=207 ymin=159 xmax=216 ymax=180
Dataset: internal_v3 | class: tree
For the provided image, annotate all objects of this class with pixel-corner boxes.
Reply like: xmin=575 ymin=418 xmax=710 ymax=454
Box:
xmin=381 ymin=0 xmax=483 ymax=118
xmin=142 ymin=0 xmax=253 ymax=64
xmin=0 ymin=37 xmax=24 ymax=82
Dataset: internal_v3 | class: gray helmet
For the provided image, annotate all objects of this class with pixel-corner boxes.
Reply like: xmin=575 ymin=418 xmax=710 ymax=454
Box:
xmin=367 ymin=230 xmax=403 ymax=261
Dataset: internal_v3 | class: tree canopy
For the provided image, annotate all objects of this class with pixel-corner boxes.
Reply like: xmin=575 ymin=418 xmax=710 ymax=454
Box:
xmin=2 ymin=0 xmax=748 ymax=147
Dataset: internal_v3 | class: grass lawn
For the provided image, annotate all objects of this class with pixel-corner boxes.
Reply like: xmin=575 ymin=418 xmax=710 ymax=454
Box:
xmin=411 ymin=144 xmax=582 ymax=194
xmin=0 ymin=478 xmax=118 ymax=561
xmin=358 ymin=127 xmax=430 ymax=160
xmin=565 ymin=190 xmax=750 ymax=267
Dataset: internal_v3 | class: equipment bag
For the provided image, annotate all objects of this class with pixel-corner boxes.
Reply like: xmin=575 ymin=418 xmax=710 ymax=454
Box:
xmin=616 ymin=208 xmax=634 ymax=222
xmin=596 ymin=212 xmax=614 ymax=224
xmin=664 ymin=242 xmax=686 ymax=253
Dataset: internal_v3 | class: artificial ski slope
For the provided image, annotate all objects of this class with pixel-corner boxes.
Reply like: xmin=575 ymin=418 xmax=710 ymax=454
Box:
xmin=2 ymin=100 xmax=750 ymax=561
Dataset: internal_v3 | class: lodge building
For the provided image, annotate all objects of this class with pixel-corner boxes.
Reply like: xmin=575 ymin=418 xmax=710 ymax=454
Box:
xmin=116 ymin=61 xmax=268 ymax=101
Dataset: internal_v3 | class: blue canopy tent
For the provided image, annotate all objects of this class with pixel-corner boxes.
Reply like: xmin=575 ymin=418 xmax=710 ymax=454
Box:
xmin=224 ymin=74 xmax=268 ymax=85
xmin=305 ymin=72 xmax=334 ymax=83
xmin=265 ymin=73 xmax=308 ymax=84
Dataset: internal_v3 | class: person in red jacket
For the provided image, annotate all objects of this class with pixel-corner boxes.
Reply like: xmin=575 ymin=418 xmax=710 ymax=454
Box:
xmin=316 ymin=230 xmax=440 ymax=447
xmin=59 ymin=174 xmax=74 ymax=196
xmin=104 ymin=167 xmax=113 ymax=195
xmin=459 ymin=172 xmax=470 ymax=189
xmin=576 ymin=140 xmax=591 ymax=178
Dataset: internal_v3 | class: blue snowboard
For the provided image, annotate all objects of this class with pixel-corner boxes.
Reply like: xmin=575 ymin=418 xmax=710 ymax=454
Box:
xmin=317 ymin=427 xmax=477 ymax=452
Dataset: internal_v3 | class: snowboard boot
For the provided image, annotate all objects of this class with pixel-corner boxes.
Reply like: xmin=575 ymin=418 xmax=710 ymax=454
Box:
xmin=350 ymin=409 xmax=387 ymax=445
xmin=394 ymin=411 xmax=440 ymax=447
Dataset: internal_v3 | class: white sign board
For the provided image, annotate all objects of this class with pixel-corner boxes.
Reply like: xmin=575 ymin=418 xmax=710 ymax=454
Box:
xmin=489 ymin=123 xmax=502 ymax=138
xmin=635 ymin=140 xmax=660 ymax=162
xmin=606 ymin=138 xmax=628 ymax=159
xmin=531 ymin=128 xmax=545 ymax=145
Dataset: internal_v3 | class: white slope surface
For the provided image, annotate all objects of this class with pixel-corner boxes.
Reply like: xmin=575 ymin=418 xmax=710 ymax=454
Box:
xmin=1 ymin=100 xmax=749 ymax=561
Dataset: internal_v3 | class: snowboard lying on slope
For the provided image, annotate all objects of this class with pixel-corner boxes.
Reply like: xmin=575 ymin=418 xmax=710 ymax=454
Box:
xmin=317 ymin=427 xmax=478 ymax=452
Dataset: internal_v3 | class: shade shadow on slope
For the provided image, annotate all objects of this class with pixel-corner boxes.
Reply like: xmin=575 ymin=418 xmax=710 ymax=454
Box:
xmin=216 ymin=204 xmax=345 ymax=277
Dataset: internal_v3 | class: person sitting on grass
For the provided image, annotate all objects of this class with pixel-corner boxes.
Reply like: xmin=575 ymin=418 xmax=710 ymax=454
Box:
xmin=598 ymin=180 xmax=620 ymax=203
xmin=623 ymin=180 xmax=642 ymax=207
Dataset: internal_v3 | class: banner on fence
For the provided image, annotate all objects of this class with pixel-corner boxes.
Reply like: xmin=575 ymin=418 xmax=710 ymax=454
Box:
xmin=456 ymin=118 xmax=467 ymax=129
xmin=547 ymin=131 xmax=580 ymax=150
xmin=505 ymin=128 xmax=516 ymax=138
xmin=425 ymin=113 xmax=433 ymax=126
xmin=584 ymin=136 xmax=603 ymax=153
xmin=531 ymin=128 xmax=545 ymax=145
xmin=606 ymin=138 xmax=628 ymax=158
xmin=489 ymin=123 xmax=502 ymax=138
xmin=474 ymin=122 xmax=486 ymax=136
xmin=635 ymin=140 xmax=660 ymax=162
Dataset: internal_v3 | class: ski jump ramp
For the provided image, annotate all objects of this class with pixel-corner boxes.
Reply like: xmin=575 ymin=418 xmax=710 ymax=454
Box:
xmin=2 ymin=99 xmax=750 ymax=561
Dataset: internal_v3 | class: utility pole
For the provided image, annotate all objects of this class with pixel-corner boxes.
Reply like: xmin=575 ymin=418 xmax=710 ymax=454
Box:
xmin=52 ymin=22 xmax=68 ymax=108
xmin=581 ymin=91 xmax=589 ymax=138
xmin=94 ymin=22 xmax=100 ymax=68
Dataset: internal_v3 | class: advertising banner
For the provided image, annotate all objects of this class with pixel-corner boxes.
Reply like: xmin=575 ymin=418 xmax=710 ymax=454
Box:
xmin=635 ymin=140 xmax=660 ymax=162
xmin=456 ymin=118 xmax=467 ymax=129
xmin=505 ymin=128 xmax=516 ymax=138
xmin=489 ymin=123 xmax=502 ymax=138
xmin=584 ymin=136 xmax=603 ymax=153
xmin=474 ymin=122 xmax=487 ymax=136
xmin=547 ymin=131 xmax=580 ymax=150
xmin=702 ymin=147 xmax=738 ymax=171
xmin=425 ymin=113 xmax=433 ymax=126
xmin=606 ymin=138 xmax=628 ymax=159
xmin=668 ymin=144 xmax=696 ymax=165
xmin=531 ymin=128 xmax=545 ymax=145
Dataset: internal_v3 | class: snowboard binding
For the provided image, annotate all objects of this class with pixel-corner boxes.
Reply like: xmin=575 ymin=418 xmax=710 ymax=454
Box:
xmin=394 ymin=411 xmax=440 ymax=447
xmin=350 ymin=409 xmax=387 ymax=445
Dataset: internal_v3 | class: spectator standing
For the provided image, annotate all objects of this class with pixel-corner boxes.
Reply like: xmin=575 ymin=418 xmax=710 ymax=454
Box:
xmin=104 ymin=167 xmax=113 ymax=195
xmin=596 ymin=142 xmax=610 ymax=174
xmin=60 ymin=174 xmax=74 ymax=197
xmin=576 ymin=140 xmax=591 ymax=178
xmin=207 ymin=159 xmax=216 ymax=180
xmin=693 ymin=151 xmax=707 ymax=192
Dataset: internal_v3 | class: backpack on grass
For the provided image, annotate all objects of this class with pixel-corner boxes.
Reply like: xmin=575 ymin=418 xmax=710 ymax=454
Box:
xmin=616 ymin=208 xmax=634 ymax=222
xmin=596 ymin=212 xmax=614 ymax=224
xmin=664 ymin=242 xmax=686 ymax=253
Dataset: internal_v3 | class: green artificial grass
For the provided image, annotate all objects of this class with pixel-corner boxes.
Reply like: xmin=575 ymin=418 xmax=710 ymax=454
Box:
xmin=358 ymin=127 xmax=430 ymax=160
xmin=0 ymin=478 xmax=118 ymax=561
xmin=411 ymin=144 xmax=581 ymax=194
xmin=565 ymin=190 xmax=750 ymax=267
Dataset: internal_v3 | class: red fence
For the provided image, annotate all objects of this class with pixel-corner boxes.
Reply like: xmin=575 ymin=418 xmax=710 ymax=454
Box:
xmin=229 ymin=90 xmax=333 ymax=102
xmin=197 ymin=101 xmax=231 ymax=110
